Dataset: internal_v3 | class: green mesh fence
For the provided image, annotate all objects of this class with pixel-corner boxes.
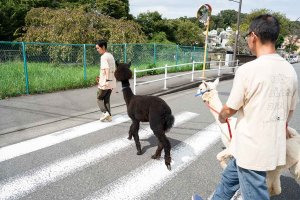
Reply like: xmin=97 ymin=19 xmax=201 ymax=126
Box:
xmin=0 ymin=41 xmax=204 ymax=99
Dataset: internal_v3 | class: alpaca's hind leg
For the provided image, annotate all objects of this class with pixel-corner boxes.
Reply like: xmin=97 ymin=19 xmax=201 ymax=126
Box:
xmin=130 ymin=120 xmax=142 ymax=155
xmin=154 ymin=131 xmax=171 ymax=170
xmin=128 ymin=122 xmax=135 ymax=140
xmin=151 ymin=142 xmax=163 ymax=159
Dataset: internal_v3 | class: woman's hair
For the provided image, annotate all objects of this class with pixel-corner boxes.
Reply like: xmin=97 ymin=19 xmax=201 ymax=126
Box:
xmin=96 ymin=39 xmax=107 ymax=49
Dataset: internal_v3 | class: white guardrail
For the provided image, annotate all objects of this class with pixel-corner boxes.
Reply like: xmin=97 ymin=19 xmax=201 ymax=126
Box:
xmin=133 ymin=60 xmax=239 ymax=94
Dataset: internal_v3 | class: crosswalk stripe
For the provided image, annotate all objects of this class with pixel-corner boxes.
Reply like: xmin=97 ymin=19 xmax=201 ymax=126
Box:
xmin=83 ymin=123 xmax=220 ymax=200
xmin=0 ymin=111 xmax=199 ymax=200
xmin=0 ymin=114 xmax=130 ymax=162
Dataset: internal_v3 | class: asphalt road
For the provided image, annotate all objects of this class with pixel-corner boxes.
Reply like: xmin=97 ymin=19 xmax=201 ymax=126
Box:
xmin=0 ymin=63 xmax=300 ymax=200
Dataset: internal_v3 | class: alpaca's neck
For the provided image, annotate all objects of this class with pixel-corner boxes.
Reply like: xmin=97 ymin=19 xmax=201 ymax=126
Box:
xmin=121 ymin=80 xmax=134 ymax=105
xmin=207 ymin=91 xmax=223 ymax=121
xmin=208 ymin=91 xmax=233 ymax=147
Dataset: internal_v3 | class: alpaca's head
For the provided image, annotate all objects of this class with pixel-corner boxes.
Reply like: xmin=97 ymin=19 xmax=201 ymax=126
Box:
xmin=114 ymin=61 xmax=132 ymax=81
xmin=196 ymin=78 xmax=219 ymax=103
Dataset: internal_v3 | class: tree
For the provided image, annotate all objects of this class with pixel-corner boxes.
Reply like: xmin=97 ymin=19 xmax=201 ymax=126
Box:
xmin=173 ymin=19 xmax=204 ymax=46
xmin=95 ymin=0 xmax=129 ymax=19
xmin=0 ymin=0 xmax=58 ymax=41
xmin=136 ymin=11 xmax=163 ymax=39
xmin=149 ymin=32 xmax=174 ymax=44
xmin=285 ymin=44 xmax=298 ymax=53
xmin=218 ymin=10 xmax=238 ymax=29
xmin=21 ymin=7 xmax=145 ymax=44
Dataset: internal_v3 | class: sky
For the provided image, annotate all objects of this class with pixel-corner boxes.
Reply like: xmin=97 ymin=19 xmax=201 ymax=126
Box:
xmin=130 ymin=0 xmax=300 ymax=21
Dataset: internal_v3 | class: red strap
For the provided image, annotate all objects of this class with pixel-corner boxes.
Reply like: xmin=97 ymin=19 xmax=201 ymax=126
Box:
xmin=204 ymin=102 xmax=232 ymax=140
xmin=225 ymin=119 xmax=232 ymax=139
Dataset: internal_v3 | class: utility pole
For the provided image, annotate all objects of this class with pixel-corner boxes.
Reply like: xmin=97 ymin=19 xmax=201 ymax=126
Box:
xmin=229 ymin=0 xmax=242 ymax=65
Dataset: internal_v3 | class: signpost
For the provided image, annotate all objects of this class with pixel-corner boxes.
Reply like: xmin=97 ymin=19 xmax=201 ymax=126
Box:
xmin=197 ymin=4 xmax=212 ymax=78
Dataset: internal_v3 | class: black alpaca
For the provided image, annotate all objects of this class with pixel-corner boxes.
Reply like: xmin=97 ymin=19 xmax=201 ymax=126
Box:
xmin=114 ymin=61 xmax=175 ymax=170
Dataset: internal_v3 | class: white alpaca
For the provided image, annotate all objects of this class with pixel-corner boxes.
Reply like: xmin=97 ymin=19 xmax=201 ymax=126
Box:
xmin=197 ymin=78 xmax=300 ymax=196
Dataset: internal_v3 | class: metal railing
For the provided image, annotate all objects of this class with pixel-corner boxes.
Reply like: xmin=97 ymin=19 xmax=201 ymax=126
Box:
xmin=0 ymin=41 xmax=205 ymax=99
xmin=133 ymin=60 xmax=239 ymax=94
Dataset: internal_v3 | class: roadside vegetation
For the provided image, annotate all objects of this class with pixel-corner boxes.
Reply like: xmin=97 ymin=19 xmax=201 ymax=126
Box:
xmin=0 ymin=61 xmax=203 ymax=99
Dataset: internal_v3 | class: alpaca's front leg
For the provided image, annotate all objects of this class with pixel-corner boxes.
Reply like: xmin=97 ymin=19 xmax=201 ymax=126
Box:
xmin=130 ymin=120 xmax=142 ymax=155
xmin=216 ymin=149 xmax=231 ymax=169
xmin=266 ymin=168 xmax=282 ymax=196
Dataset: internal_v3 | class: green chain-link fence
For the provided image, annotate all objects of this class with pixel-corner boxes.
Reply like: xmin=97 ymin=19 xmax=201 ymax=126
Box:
xmin=0 ymin=41 xmax=205 ymax=99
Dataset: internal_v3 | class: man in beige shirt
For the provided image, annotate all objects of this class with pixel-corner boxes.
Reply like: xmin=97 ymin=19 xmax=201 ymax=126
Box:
xmin=211 ymin=14 xmax=298 ymax=200
xmin=96 ymin=40 xmax=116 ymax=122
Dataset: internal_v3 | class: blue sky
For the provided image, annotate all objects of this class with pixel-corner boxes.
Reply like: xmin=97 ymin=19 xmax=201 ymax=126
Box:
xmin=130 ymin=0 xmax=299 ymax=21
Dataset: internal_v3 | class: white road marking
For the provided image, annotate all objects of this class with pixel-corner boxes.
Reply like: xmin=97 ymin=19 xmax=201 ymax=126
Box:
xmin=0 ymin=114 xmax=130 ymax=162
xmin=83 ymin=123 xmax=221 ymax=200
xmin=0 ymin=112 xmax=198 ymax=200
xmin=208 ymin=190 xmax=243 ymax=200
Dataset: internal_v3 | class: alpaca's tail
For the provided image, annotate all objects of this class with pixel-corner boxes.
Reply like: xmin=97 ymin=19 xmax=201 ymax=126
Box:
xmin=164 ymin=113 xmax=175 ymax=132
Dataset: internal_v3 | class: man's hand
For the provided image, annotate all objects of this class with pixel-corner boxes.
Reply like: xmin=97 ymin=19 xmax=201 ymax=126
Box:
xmin=218 ymin=104 xmax=237 ymax=123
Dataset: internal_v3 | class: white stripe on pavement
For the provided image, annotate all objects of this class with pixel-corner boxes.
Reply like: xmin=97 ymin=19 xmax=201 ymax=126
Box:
xmin=83 ymin=123 xmax=221 ymax=200
xmin=0 ymin=114 xmax=130 ymax=162
xmin=208 ymin=190 xmax=243 ymax=200
xmin=0 ymin=112 xmax=198 ymax=200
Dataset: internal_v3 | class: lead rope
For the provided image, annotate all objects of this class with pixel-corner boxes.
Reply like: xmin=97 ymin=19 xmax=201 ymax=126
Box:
xmin=204 ymin=102 xmax=232 ymax=140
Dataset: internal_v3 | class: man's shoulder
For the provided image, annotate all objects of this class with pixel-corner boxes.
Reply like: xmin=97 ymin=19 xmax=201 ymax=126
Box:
xmin=104 ymin=52 xmax=115 ymax=60
xmin=236 ymin=59 xmax=257 ymax=74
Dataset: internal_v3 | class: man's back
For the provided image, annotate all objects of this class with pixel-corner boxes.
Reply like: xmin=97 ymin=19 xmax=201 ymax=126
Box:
xmin=227 ymin=53 xmax=298 ymax=171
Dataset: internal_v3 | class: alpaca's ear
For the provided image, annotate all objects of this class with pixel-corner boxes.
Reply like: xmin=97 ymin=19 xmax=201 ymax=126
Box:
xmin=128 ymin=61 xmax=131 ymax=67
xmin=212 ymin=78 xmax=219 ymax=88
xmin=115 ymin=60 xmax=119 ymax=67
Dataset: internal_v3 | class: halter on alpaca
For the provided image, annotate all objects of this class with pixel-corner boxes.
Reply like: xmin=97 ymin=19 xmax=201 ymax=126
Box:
xmin=196 ymin=78 xmax=300 ymax=196
xmin=114 ymin=61 xmax=175 ymax=170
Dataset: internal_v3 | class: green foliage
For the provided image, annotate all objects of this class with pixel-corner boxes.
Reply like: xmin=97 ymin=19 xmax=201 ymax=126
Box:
xmin=21 ymin=7 xmax=145 ymax=44
xmin=149 ymin=32 xmax=174 ymax=44
xmin=0 ymin=0 xmax=58 ymax=41
xmin=211 ymin=10 xmax=237 ymax=30
xmin=135 ymin=12 xmax=204 ymax=46
xmin=19 ymin=7 xmax=145 ymax=63
xmin=136 ymin=11 xmax=163 ymax=39
xmin=95 ymin=0 xmax=129 ymax=19
xmin=0 ymin=0 xmax=130 ymax=41
xmin=276 ymin=34 xmax=284 ymax=48
xmin=173 ymin=19 xmax=203 ymax=46
xmin=285 ymin=44 xmax=298 ymax=53
xmin=0 ymin=61 xmax=99 ymax=99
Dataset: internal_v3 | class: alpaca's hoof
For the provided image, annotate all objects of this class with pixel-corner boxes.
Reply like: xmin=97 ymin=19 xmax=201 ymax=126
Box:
xmin=151 ymin=154 xmax=161 ymax=159
xmin=127 ymin=136 xmax=132 ymax=140
xmin=137 ymin=150 xmax=142 ymax=155
xmin=165 ymin=157 xmax=172 ymax=171
xmin=166 ymin=163 xmax=171 ymax=171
